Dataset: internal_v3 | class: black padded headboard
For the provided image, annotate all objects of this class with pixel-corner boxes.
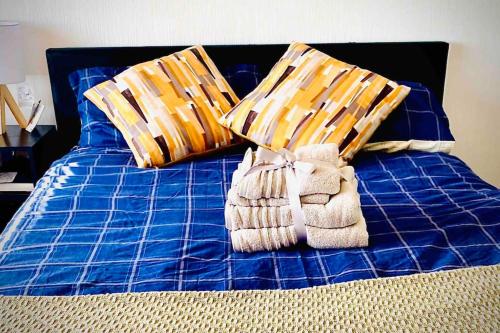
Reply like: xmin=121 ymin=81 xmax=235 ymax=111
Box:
xmin=46 ymin=42 xmax=449 ymax=153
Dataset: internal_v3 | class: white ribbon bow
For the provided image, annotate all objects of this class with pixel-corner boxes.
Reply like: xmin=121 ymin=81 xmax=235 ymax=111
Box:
xmin=244 ymin=147 xmax=317 ymax=243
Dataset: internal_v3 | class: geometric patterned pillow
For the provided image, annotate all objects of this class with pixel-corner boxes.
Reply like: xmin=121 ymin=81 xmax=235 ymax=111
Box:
xmin=84 ymin=45 xmax=240 ymax=167
xmin=218 ymin=42 xmax=411 ymax=161
xmin=222 ymin=67 xmax=454 ymax=154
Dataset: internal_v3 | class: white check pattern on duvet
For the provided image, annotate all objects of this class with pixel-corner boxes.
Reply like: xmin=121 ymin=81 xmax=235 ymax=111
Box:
xmin=0 ymin=146 xmax=498 ymax=295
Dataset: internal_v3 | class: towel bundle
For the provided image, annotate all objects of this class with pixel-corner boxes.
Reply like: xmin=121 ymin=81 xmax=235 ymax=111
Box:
xmin=225 ymin=144 xmax=368 ymax=252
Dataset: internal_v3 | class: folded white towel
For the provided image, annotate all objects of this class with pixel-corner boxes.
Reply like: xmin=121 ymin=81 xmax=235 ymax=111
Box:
xmin=230 ymin=216 xmax=369 ymax=252
xmin=295 ymin=144 xmax=339 ymax=164
xmin=224 ymin=166 xmax=363 ymax=230
xmin=225 ymin=144 xmax=367 ymax=252
xmin=227 ymin=188 xmax=330 ymax=207
xmin=225 ymin=167 xmax=361 ymax=230
xmin=234 ymin=144 xmax=341 ymax=199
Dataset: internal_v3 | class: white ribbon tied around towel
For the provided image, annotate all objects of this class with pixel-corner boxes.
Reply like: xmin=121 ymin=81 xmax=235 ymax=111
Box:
xmin=243 ymin=148 xmax=316 ymax=243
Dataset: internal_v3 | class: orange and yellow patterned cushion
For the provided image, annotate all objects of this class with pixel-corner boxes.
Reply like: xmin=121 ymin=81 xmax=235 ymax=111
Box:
xmin=84 ymin=45 xmax=240 ymax=167
xmin=219 ymin=42 xmax=411 ymax=160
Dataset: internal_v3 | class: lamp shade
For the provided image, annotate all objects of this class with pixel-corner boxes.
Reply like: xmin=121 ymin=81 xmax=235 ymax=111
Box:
xmin=0 ymin=21 xmax=24 ymax=84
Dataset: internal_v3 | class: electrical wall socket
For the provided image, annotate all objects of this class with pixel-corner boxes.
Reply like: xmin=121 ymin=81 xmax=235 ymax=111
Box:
xmin=17 ymin=82 xmax=35 ymax=109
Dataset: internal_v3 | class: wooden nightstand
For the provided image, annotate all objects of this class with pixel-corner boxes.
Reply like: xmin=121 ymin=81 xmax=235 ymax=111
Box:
xmin=0 ymin=125 xmax=59 ymax=230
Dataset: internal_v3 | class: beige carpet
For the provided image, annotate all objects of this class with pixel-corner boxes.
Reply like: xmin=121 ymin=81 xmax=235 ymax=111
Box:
xmin=0 ymin=265 xmax=498 ymax=332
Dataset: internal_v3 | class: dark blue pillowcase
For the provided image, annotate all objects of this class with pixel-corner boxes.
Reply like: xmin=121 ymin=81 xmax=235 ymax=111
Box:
xmin=369 ymin=81 xmax=454 ymax=143
xmin=222 ymin=64 xmax=263 ymax=99
xmin=68 ymin=67 xmax=128 ymax=148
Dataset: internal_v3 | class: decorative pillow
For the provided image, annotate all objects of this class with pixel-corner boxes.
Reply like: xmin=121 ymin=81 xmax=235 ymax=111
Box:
xmin=84 ymin=45 xmax=241 ymax=167
xmin=69 ymin=67 xmax=128 ymax=148
xmin=219 ymin=42 xmax=411 ymax=160
xmin=364 ymin=81 xmax=455 ymax=153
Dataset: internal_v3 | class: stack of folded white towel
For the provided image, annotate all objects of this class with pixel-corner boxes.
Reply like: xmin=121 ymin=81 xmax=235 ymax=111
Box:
xmin=225 ymin=144 xmax=369 ymax=252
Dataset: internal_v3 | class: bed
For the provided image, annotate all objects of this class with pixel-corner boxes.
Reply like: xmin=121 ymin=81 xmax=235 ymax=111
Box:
xmin=0 ymin=42 xmax=499 ymax=331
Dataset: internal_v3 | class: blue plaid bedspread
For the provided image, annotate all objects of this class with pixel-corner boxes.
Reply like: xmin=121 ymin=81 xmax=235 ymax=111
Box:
xmin=0 ymin=147 xmax=498 ymax=295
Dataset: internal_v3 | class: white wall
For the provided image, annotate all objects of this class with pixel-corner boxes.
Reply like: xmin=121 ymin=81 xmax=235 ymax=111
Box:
xmin=1 ymin=0 xmax=499 ymax=186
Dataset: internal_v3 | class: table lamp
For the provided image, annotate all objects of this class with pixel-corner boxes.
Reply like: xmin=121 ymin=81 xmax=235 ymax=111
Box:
xmin=0 ymin=21 xmax=28 ymax=134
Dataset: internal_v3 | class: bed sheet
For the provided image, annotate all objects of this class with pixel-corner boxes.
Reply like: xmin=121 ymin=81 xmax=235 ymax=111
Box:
xmin=0 ymin=147 xmax=498 ymax=295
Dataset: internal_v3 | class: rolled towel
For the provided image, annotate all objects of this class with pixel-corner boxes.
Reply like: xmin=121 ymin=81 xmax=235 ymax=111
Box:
xmin=227 ymin=187 xmax=330 ymax=207
xmin=230 ymin=216 xmax=369 ymax=252
xmin=236 ymin=145 xmax=341 ymax=199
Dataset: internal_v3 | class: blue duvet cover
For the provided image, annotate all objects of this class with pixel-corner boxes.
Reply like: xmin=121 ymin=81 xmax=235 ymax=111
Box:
xmin=0 ymin=147 xmax=498 ymax=295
